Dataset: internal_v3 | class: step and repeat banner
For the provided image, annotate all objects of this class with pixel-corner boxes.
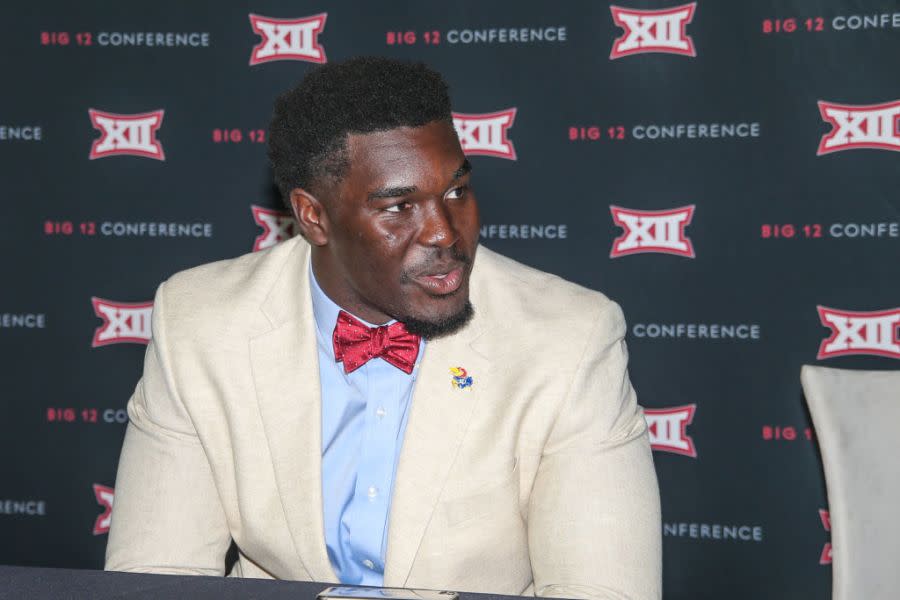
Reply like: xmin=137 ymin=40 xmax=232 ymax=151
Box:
xmin=1 ymin=1 xmax=898 ymax=598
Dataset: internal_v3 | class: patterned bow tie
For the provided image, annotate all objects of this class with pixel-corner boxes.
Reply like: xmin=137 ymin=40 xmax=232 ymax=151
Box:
xmin=332 ymin=310 xmax=421 ymax=374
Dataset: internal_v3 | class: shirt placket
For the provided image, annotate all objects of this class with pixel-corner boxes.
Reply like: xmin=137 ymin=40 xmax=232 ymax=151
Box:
xmin=347 ymin=357 xmax=403 ymax=580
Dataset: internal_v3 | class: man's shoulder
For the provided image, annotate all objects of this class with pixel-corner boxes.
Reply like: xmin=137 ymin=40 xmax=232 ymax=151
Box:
xmin=156 ymin=236 xmax=306 ymax=325
xmin=473 ymin=245 xmax=624 ymax=330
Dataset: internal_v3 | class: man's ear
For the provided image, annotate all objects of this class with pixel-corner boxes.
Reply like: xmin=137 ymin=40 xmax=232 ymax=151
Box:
xmin=289 ymin=188 xmax=329 ymax=246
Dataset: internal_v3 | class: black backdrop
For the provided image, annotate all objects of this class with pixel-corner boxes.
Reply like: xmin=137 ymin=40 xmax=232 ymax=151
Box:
xmin=2 ymin=2 xmax=899 ymax=599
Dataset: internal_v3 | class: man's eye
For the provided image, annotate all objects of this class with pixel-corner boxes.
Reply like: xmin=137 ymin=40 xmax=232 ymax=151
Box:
xmin=384 ymin=201 xmax=410 ymax=213
xmin=447 ymin=186 xmax=468 ymax=200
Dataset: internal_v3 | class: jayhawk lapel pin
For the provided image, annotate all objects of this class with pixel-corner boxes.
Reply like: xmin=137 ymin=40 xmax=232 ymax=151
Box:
xmin=450 ymin=367 xmax=474 ymax=390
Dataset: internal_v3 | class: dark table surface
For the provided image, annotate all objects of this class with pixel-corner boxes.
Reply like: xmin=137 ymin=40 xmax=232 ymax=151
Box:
xmin=0 ymin=565 xmax=521 ymax=600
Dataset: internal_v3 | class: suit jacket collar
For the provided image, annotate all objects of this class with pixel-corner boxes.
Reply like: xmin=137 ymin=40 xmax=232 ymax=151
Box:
xmin=383 ymin=330 xmax=492 ymax=586
xmin=250 ymin=238 xmax=493 ymax=584
xmin=250 ymin=239 xmax=335 ymax=581
xmin=385 ymin=248 xmax=493 ymax=585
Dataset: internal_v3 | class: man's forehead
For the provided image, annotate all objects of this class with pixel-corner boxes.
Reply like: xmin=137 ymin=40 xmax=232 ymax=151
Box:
xmin=346 ymin=122 xmax=457 ymax=154
xmin=345 ymin=122 xmax=465 ymax=184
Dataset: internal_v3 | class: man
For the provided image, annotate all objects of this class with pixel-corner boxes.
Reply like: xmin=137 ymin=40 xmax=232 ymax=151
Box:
xmin=106 ymin=57 xmax=661 ymax=599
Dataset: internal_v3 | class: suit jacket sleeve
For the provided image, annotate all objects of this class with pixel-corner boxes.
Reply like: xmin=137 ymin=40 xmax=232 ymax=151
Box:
xmin=105 ymin=281 xmax=232 ymax=575
xmin=527 ymin=300 xmax=662 ymax=600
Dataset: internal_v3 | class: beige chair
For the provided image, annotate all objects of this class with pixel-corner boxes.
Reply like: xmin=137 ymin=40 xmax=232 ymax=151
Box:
xmin=801 ymin=365 xmax=900 ymax=600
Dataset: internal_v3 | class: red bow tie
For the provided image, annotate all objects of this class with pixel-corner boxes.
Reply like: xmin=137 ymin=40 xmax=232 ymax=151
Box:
xmin=332 ymin=310 xmax=421 ymax=374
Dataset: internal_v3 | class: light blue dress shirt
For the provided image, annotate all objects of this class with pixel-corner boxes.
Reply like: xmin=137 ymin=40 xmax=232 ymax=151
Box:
xmin=309 ymin=265 xmax=425 ymax=585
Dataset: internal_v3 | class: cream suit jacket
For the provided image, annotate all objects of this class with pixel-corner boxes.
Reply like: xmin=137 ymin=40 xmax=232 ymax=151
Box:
xmin=105 ymin=236 xmax=662 ymax=599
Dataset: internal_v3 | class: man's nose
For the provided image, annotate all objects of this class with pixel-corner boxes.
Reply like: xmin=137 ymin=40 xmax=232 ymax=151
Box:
xmin=418 ymin=200 xmax=458 ymax=248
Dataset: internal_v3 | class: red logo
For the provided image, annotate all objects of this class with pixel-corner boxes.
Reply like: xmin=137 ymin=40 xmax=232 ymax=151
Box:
xmin=644 ymin=404 xmax=697 ymax=457
xmin=817 ymin=100 xmax=900 ymax=155
xmin=610 ymin=205 xmax=695 ymax=258
xmin=817 ymin=306 xmax=900 ymax=360
xmin=93 ymin=484 xmax=114 ymax=535
xmin=609 ymin=3 xmax=697 ymax=59
xmin=452 ymin=109 xmax=517 ymax=160
xmin=91 ymin=298 xmax=153 ymax=347
xmin=88 ymin=109 xmax=165 ymax=160
xmin=249 ymin=13 xmax=327 ymax=65
xmin=819 ymin=509 xmax=832 ymax=565
xmin=252 ymin=205 xmax=298 ymax=251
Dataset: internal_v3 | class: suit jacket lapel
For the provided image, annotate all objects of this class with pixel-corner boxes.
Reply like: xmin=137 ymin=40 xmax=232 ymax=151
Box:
xmin=383 ymin=309 xmax=492 ymax=586
xmin=249 ymin=240 xmax=336 ymax=583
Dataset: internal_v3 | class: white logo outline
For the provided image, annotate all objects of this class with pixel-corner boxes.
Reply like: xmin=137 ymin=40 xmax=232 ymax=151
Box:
xmin=251 ymin=205 xmax=298 ymax=251
xmin=88 ymin=109 xmax=165 ymax=160
xmin=452 ymin=109 xmax=517 ymax=160
xmin=249 ymin=13 xmax=328 ymax=65
xmin=91 ymin=297 xmax=153 ymax=347
xmin=610 ymin=205 xmax=695 ymax=258
xmin=817 ymin=99 xmax=900 ymax=155
xmin=816 ymin=306 xmax=900 ymax=359
xmin=609 ymin=3 xmax=697 ymax=59
xmin=644 ymin=404 xmax=697 ymax=458
xmin=93 ymin=484 xmax=115 ymax=536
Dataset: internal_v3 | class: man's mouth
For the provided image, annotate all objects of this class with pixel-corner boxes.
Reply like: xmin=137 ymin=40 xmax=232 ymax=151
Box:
xmin=414 ymin=267 xmax=465 ymax=295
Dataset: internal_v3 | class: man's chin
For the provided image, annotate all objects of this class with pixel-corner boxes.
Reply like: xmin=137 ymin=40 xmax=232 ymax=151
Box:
xmin=398 ymin=300 xmax=474 ymax=339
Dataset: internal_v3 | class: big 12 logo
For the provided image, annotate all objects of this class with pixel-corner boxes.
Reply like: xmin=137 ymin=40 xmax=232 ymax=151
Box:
xmin=93 ymin=484 xmax=115 ymax=535
xmin=91 ymin=298 xmax=153 ymax=347
xmin=88 ymin=109 xmax=165 ymax=160
xmin=817 ymin=100 xmax=900 ymax=155
xmin=609 ymin=3 xmax=697 ymax=59
xmin=249 ymin=13 xmax=327 ymax=65
xmin=817 ymin=306 xmax=900 ymax=359
xmin=452 ymin=109 xmax=517 ymax=159
xmin=644 ymin=404 xmax=697 ymax=457
xmin=610 ymin=205 xmax=695 ymax=258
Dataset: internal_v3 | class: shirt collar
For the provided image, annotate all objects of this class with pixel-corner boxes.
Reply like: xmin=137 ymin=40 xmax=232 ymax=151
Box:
xmin=308 ymin=262 xmax=426 ymax=372
xmin=308 ymin=262 xmax=396 ymax=358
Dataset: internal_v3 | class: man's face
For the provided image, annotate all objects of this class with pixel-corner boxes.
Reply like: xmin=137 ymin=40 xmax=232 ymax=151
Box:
xmin=312 ymin=119 xmax=480 ymax=335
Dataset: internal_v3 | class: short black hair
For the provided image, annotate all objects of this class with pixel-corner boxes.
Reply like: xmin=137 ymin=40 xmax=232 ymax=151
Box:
xmin=268 ymin=56 xmax=454 ymax=203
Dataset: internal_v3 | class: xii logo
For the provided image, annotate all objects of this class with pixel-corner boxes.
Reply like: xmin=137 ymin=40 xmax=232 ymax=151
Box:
xmin=88 ymin=109 xmax=165 ymax=160
xmin=91 ymin=298 xmax=153 ymax=347
xmin=817 ymin=100 xmax=900 ymax=155
xmin=644 ymin=405 xmax=697 ymax=457
xmin=249 ymin=13 xmax=327 ymax=65
xmin=609 ymin=3 xmax=697 ymax=59
xmin=251 ymin=205 xmax=298 ymax=251
xmin=452 ymin=109 xmax=517 ymax=160
xmin=817 ymin=306 xmax=900 ymax=359
xmin=819 ymin=509 xmax=832 ymax=565
xmin=93 ymin=484 xmax=114 ymax=535
xmin=610 ymin=205 xmax=695 ymax=258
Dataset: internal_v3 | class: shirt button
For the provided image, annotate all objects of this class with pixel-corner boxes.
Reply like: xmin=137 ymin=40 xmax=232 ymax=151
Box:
xmin=375 ymin=406 xmax=386 ymax=419
xmin=367 ymin=485 xmax=379 ymax=500
xmin=363 ymin=559 xmax=375 ymax=570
